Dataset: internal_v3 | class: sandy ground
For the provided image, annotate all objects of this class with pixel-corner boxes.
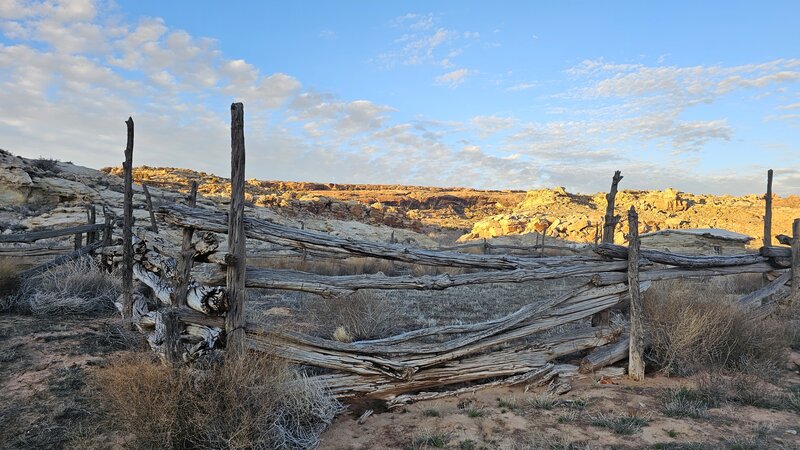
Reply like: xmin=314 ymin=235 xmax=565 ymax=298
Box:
xmin=318 ymin=362 xmax=800 ymax=450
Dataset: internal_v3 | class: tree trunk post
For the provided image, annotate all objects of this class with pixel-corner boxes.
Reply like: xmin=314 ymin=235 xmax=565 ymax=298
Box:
xmin=142 ymin=183 xmax=158 ymax=233
xmin=627 ymin=206 xmax=645 ymax=381
xmin=174 ymin=181 xmax=198 ymax=308
xmin=102 ymin=210 xmax=112 ymax=247
xmin=791 ymin=218 xmax=800 ymax=304
xmin=764 ymin=169 xmax=773 ymax=248
xmin=226 ymin=102 xmax=247 ymax=357
xmin=594 ymin=170 xmax=623 ymax=327
xmin=86 ymin=205 xmax=96 ymax=244
xmin=122 ymin=117 xmax=134 ymax=319
xmin=73 ymin=232 xmax=83 ymax=250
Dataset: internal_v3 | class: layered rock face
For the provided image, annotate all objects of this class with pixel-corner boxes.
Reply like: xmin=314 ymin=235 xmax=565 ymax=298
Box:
xmin=104 ymin=165 xmax=800 ymax=248
xmin=463 ymin=186 xmax=800 ymax=247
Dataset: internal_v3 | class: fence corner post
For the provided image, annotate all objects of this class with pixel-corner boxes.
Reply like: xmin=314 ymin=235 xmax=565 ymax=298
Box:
xmin=593 ymin=170 xmax=623 ymax=327
xmin=791 ymin=218 xmax=800 ymax=304
xmin=226 ymin=102 xmax=247 ymax=358
xmin=627 ymin=205 xmax=645 ymax=381
xmin=122 ymin=116 xmax=134 ymax=320
xmin=764 ymin=169 xmax=773 ymax=248
xmin=142 ymin=183 xmax=158 ymax=233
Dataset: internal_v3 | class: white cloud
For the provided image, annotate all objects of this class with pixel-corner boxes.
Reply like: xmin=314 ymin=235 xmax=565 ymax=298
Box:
xmin=505 ymin=82 xmax=538 ymax=92
xmin=435 ymin=68 xmax=471 ymax=87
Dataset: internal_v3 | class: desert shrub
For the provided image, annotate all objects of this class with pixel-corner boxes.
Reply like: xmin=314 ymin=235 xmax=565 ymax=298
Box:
xmin=643 ymin=278 xmax=787 ymax=376
xmin=660 ymin=386 xmax=710 ymax=418
xmin=31 ymin=157 xmax=60 ymax=173
xmin=0 ymin=259 xmax=20 ymax=311
xmin=589 ymin=412 xmax=649 ymax=435
xmin=93 ymin=352 xmax=342 ymax=449
xmin=306 ymin=290 xmax=400 ymax=341
xmin=14 ymin=257 xmax=121 ymax=317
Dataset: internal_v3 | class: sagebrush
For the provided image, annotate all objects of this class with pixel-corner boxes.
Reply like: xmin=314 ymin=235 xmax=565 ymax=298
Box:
xmin=14 ymin=257 xmax=121 ymax=317
xmin=643 ymin=277 xmax=787 ymax=376
xmin=93 ymin=352 xmax=342 ymax=449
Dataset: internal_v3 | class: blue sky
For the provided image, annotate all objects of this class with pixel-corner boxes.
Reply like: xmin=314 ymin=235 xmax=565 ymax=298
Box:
xmin=0 ymin=1 xmax=799 ymax=194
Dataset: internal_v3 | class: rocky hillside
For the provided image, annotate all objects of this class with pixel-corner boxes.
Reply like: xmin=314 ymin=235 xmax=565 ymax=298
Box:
xmin=104 ymin=166 xmax=800 ymax=247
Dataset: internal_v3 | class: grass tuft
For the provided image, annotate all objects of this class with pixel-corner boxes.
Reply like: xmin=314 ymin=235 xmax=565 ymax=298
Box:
xmin=589 ymin=412 xmax=649 ymax=435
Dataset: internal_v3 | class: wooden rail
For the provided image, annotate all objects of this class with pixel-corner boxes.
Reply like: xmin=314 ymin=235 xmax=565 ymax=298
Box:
xmin=0 ymin=223 xmax=106 ymax=243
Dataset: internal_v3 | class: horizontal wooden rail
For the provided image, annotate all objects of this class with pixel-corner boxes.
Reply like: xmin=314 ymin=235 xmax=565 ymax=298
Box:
xmin=192 ymin=260 xmax=631 ymax=297
xmin=437 ymin=242 xmax=586 ymax=254
xmin=595 ymin=242 xmax=767 ymax=268
xmin=160 ymin=204 xmax=618 ymax=270
xmin=0 ymin=245 xmax=74 ymax=257
xmin=591 ymin=262 xmax=775 ymax=286
xmin=0 ymin=223 xmax=107 ymax=243
xmin=17 ymin=240 xmax=104 ymax=278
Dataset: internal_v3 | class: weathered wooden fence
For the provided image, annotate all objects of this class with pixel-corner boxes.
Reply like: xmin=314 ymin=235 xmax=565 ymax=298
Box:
xmin=84 ymin=103 xmax=800 ymax=407
xmin=0 ymin=205 xmax=113 ymax=278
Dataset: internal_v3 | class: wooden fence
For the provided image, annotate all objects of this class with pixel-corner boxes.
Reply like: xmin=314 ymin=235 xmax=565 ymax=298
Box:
xmin=5 ymin=103 xmax=794 ymax=408
xmin=87 ymin=102 xmax=795 ymax=408
xmin=0 ymin=205 xmax=113 ymax=278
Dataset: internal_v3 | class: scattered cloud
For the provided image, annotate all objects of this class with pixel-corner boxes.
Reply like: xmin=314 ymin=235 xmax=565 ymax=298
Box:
xmin=0 ymin=2 xmax=798 ymax=195
xmin=505 ymin=82 xmax=538 ymax=92
xmin=435 ymin=68 xmax=471 ymax=87
xmin=318 ymin=28 xmax=336 ymax=39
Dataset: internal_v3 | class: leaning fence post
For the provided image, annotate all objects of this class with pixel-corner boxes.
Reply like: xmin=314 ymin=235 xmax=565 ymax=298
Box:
xmin=122 ymin=117 xmax=134 ymax=319
xmin=594 ymin=170 xmax=623 ymax=327
xmin=627 ymin=206 xmax=645 ymax=381
xmin=226 ymin=102 xmax=247 ymax=357
xmin=142 ymin=183 xmax=158 ymax=233
xmin=764 ymin=169 xmax=773 ymax=248
xmin=791 ymin=218 xmax=800 ymax=304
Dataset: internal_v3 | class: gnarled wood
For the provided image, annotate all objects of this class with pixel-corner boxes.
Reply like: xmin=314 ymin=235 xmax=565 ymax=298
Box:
xmin=764 ymin=169 xmax=773 ymax=247
xmin=580 ymin=334 xmax=629 ymax=373
xmin=226 ymin=102 xmax=247 ymax=357
xmin=627 ymin=207 xmax=645 ymax=381
xmin=591 ymin=262 xmax=775 ymax=286
xmin=596 ymin=243 xmax=766 ymax=268
xmin=122 ymin=116 xmax=135 ymax=319
xmin=160 ymin=204 xmax=631 ymax=271
xmin=191 ymin=260 xmax=631 ymax=297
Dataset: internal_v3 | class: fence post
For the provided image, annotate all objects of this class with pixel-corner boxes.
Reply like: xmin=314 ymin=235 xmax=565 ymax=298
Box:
xmin=174 ymin=181 xmax=198 ymax=307
xmin=627 ymin=206 xmax=645 ymax=381
xmin=764 ymin=169 xmax=773 ymax=248
xmin=122 ymin=117 xmax=134 ymax=319
xmin=73 ymin=231 xmax=83 ymax=250
xmin=226 ymin=102 xmax=247 ymax=357
xmin=791 ymin=218 xmax=800 ymax=304
xmin=102 ymin=209 xmax=112 ymax=247
xmin=594 ymin=170 xmax=623 ymax=327
xmin=142 ymin=183 xmax=158 ymax=233
xmin=86 ymin=205 xmax=96 ymax=244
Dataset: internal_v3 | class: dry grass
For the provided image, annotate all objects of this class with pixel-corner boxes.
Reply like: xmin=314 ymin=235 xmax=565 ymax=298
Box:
xmin=643 ymin=277 xmax=787 ymax=376
xmin=93 ymin=352 xmax=342 ymax=449
xmin=14 ymin=257 xmax=121 ymax=317
xmin=0 ymin=259 xmax=20 ymax=311
xmin=305 ymin=290 xmax=400 ymax=341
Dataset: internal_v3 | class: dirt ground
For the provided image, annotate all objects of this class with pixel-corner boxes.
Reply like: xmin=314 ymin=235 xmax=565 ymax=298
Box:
xmin=0 ymin=315 xmax=141 ymax=449
xmin=318 ymin=360 xmax=800 ymax=450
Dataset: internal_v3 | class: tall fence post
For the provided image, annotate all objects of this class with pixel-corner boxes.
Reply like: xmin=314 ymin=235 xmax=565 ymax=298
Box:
xmin=627 ymin=206 xmax=645 ymax=381
xmin=791 ymin=218 xmax=800 ymax=304
xmin=122 ymin=117 xmax=134 ymax=319
xmin=142 ymin=183 xmax=158 ymax=233
xmin=594 ymin=170 xmax=623 ymax=327
xmin=764 ymin=169 xmax=773 ymax=248
xmin=226 ymin=102 xmax=247 ymax=357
